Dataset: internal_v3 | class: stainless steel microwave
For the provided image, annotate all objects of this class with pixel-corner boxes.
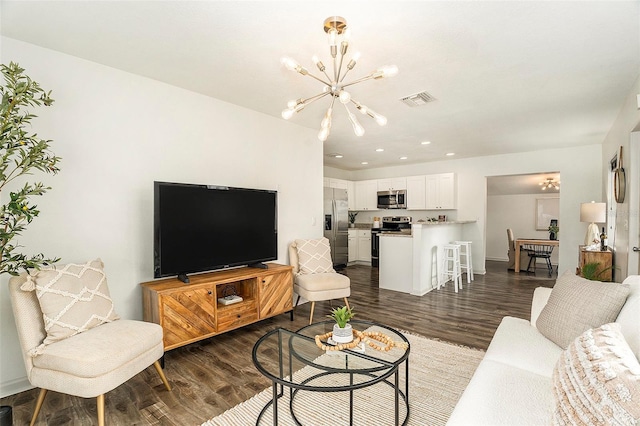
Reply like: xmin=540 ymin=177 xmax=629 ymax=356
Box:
xmin=377 ymin=190 xmax=407 ymax=209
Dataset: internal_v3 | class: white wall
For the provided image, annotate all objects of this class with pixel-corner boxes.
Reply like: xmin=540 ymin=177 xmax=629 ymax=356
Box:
xmin=486 ymin=194 xmax=559 ymax=266
xmin=601 ymin=74 xmax=640 ymax=280
xmin=0 ymin=38 xmax=322 ymax=397
xmin=329 ymin=145 xmax=603 ymax=276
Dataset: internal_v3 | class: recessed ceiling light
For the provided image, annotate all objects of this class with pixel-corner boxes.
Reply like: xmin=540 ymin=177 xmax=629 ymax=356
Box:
xmin=375 ymin=148 xmax=384 ymax=152
xmin=421 ymin=141 xmax=431 ymax=145
xmin=361 ymin=161 xmax=369 ymax=165
xmin=399 ymin=156 xmax=408 ymax=160
xmin=446 ymin=152 xmax=455 ymax=156
xmin=335 ymin=154 xmax=343 ymax=158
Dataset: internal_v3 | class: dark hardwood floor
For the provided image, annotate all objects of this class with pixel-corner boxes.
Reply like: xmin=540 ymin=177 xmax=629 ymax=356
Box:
xmin=1 ymin=261 xmax=556 ymax=425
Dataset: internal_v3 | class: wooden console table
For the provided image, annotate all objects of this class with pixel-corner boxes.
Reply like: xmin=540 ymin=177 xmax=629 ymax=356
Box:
xmin=141 ymin=263 xmax=293 ymax=351
xmin=514 ymin=239 xmax=559 ymax=273
xmin=578 ymin=246 xmax=613 ymax=281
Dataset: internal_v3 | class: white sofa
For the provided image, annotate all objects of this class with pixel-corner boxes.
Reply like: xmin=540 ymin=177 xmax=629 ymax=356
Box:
xmin=447 ymin=275 xmax=640 ymax=425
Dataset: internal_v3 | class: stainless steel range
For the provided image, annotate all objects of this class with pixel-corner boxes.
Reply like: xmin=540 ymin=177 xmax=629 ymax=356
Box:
xmin=371 ymin=216 xmax=411 ymax=267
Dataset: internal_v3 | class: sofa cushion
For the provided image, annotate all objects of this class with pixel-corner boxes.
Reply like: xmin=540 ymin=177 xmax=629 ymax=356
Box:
xmin=21 ymin=259 xmax=119 ymax=355
xmin=294 ymin=238 xmax=335 ymax=275
xmin=536 ymin=271 xmax=630 ymax=348
xmin=446 ymin=359 xmax=553 ymax=426
xmin=552 ymin=323 xmax=640 ymax=425
xmin=484 ymin=316 xmax=563 ymax=378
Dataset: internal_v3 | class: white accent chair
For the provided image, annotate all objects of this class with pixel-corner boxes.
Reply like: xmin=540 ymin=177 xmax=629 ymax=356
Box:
xmin=8 ymin=273 xmax=171 ymax=426
xmin=289 ymin=243 xmax=351 ymax=324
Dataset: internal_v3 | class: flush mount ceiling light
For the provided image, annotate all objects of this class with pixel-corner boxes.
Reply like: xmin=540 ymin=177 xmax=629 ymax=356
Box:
xmin=539 ymin=178 xmax=560 ymax=191
xmin=281 ymin=16 xmax=398 ymax=141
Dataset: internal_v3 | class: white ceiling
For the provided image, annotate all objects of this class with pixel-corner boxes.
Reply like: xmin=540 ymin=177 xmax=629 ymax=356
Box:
xmin=1 ymin=1 xmax=639 ymax=171
xmin=487 ymin=172 xmax=561 ymax=196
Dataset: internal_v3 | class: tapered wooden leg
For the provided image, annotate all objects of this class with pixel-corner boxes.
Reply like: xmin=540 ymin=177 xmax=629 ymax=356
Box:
xmin=29 ymin=388 xmax=47 ymax=426
xmin=344 ymin=298 xmax=350 ymax=310
xmin=96 ymin=394 xmax=105 ymax=426
xmin=153 ymin=360 xmax=172 ymax=391
xmin=309 ymin=301 xmax=315 ymax=325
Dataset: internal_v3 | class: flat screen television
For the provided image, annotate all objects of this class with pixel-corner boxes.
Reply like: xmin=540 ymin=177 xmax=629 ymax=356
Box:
xmin=154 ymin=181 xmax=278 ymax=282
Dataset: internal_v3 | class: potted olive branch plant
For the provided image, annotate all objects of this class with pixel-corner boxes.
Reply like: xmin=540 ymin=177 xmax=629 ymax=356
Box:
xmin=0 ymin=62 xmax=61 ymax=276
xmin=328 ymin=305 xmax=355 ymax=343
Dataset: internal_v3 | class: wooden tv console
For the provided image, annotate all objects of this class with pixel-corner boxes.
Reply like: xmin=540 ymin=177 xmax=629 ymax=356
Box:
xmin=141 ymin=263 xmax=293 ymax=351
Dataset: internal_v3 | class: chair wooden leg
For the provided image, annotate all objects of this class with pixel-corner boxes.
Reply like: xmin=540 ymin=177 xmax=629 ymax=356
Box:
xmin=309 ymin=301 xmax=315 ymax=325
xmin=343 ymin=298 xmax=350 ymax=310
xmin=96 ymin=394 xmax=105 ymax=426
xmin=153 ymin=360 xmax=172 ymax=391
xmin=29 ymin=388 xmax=47 ymax=426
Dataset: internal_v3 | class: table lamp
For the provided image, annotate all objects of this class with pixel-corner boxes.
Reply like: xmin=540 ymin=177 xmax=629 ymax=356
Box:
xmin=580 ymin=201 xmax=606 ymax=245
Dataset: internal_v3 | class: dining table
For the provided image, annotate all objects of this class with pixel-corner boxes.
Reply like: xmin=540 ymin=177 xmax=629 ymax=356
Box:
xmin=514 ymin=238 xmax=559 ymax=273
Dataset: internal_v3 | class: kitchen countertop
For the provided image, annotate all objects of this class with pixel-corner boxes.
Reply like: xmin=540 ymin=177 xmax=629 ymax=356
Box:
xmin=412 ymin=220 xmax=476 ymax=225
xmin=378 ymin=233 xmax=412 ymax=238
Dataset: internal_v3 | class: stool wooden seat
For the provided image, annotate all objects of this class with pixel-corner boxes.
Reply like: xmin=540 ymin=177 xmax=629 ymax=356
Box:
xmin=439 ymin=244 xmax=462 ymax=293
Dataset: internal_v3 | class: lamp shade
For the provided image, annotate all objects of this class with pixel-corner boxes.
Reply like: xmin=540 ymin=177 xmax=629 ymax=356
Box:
xmin=580 ymin=202 xmax=606 ymax=223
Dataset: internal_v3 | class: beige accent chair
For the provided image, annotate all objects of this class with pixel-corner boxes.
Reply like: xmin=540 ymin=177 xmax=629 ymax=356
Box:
xmin=507 ymin=228 xmax=530 ymax=271
xmin=289 ymin=243 xmax=351 ymax=324
xmin=8 ymin=274 xmax=171 ymax=426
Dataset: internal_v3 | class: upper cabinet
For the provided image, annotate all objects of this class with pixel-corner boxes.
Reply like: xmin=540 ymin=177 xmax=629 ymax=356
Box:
xmin=324 ymin=178 xmax=349 ymax=190
xmin=406 ymin=176 xmax=426 ymax=210
xmin=354 ymin=180 xmax=378 ymax=210
xmin=425 ymin=173 xmax=457 ymax=209
xmin=377 ymin=178 xmax=407 ymax=192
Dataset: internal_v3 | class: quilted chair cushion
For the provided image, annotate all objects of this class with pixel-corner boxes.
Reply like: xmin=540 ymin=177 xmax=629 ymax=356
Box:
xmin=294 ymin=238 xmax=335 ymax=275
xmin=21 ymin=259 xmax=119 ymax=354
xmin=29 ymin=319 xmax=165 ymax=398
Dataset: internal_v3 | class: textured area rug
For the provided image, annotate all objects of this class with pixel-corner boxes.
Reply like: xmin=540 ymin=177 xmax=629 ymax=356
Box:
xmin=202 ymin=333 xmax=484 ymax=426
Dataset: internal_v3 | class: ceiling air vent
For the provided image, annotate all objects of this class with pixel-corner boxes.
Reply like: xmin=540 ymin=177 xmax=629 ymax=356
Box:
xmin=400 ymin=91 xmax=436 ymax=107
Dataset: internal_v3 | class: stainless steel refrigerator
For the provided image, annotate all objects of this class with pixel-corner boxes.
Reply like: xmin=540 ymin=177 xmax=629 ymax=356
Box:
xmin=324 ymin=187 xmax=348 ymax=268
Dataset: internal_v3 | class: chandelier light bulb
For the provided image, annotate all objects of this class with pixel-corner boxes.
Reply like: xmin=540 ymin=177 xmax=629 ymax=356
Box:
xmin=352 ymin=51 xmax=361 ymax=62
xmin=281 ymin=57 xmax=299 ymax=71
xmin=375 ymin=113 xmax=388 ymax=126
xmin=327 ymin=29 xmax=338 ymax=47
xmin=348 ymin=112 xmax=365 ymax=136
xmin=281 ymin=108 xmax=294 ymax=120
xmin=287 ymin=99 xmax=299 ymax=109
xmin=377 ymin=65 xmax=399 ymax=78
xmin=321 ymin=107 xmax=333 ymax=129
xmin=318 ymin=127 xmax=330 ymax=142
xmin=339 ymin=90 xmax=351 ymax=104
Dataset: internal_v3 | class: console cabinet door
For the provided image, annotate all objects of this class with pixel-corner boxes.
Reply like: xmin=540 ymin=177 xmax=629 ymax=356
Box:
xmin=160 ymin=288 xmax=217 ymax=349
xmin=259 ymin=272 xmax=293 ymax=318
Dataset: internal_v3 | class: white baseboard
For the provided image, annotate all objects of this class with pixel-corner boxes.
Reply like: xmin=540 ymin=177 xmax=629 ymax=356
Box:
xmin=1 ymin=376 xmax=33 ymax=398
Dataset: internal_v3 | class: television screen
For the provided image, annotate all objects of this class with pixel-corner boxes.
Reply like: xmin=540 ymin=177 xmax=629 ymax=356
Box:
xmin=154 ymin=181 xmax=277 ymax=280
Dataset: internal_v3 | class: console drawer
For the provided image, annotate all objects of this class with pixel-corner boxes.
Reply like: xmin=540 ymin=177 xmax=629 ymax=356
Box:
xmin=217 ymin=301 xmax=258 ymax=331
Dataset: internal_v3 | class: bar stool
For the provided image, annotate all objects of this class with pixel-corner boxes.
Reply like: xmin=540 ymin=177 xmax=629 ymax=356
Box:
xmin=439 ymin=244 xmax=462 ymax=293
xmin=454 ymin=240 xmax=474 ymax=283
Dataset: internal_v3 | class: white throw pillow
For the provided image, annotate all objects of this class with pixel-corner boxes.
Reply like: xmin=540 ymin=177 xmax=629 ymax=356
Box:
xmin=552 ymin=323 xmax=640 ymax=425
xmin=294 ymin=238 xmax=335 ymax=275
xmin=21 ymin=259 xmax=119 ymax=355
xmin=536 ymin=270 xmax=630 ymax=348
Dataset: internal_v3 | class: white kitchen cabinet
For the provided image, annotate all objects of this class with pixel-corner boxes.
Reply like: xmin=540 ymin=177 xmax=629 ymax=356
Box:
xmin=348 ymin=229 xmax=357 ymax=262
xmin=347 ymin=181 xmax=356 ymax=211
xmin=324 ymin=178 xmax=349 ymax=190
xmin=406 ymin=175 xmax=426 ymax=210
xmin=354 ymin=180 xmax=378 ymax=210
xmin=377 ymin=177 xmax=407 ymax=191
xmin=356 ymin=229 xmax=371 ymax=262
xmin=425 ymin=173 xmax=457 ymax=210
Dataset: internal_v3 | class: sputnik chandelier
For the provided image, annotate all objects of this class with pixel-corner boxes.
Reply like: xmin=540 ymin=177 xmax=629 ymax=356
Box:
xmin=281 ymin=16 xmax=398 ymax=141
xmin=539 ymin=178 xmax=560 ymax=191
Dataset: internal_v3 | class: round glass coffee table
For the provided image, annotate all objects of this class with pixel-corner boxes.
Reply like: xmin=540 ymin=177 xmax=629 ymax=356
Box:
xmin=252 ymin=320 xmax=411 ymax=425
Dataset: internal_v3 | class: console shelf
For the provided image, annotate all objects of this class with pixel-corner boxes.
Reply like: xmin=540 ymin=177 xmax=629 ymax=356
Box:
xmin=141 ymin=263 xmax=293 ymax=351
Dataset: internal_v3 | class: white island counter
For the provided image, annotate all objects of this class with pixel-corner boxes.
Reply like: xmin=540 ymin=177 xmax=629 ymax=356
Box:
xmin=379 ymin=221 xmax=477 ymax=295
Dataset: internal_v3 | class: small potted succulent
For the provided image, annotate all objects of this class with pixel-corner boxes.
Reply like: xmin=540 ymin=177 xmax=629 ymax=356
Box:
xmin=328 ymin=305 xmax=355 ymax=343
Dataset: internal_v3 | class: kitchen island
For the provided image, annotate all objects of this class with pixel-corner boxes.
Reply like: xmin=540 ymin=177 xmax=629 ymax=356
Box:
xmin=379 ymin=221 xmax=477 ymax=295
